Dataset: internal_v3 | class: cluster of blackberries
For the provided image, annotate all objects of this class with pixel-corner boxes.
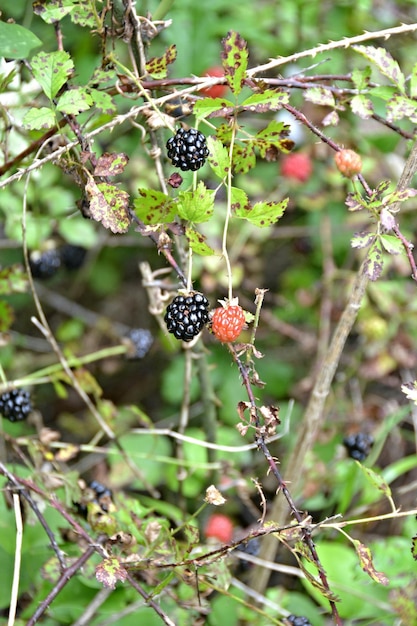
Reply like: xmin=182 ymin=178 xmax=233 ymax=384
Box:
xmin=0 ymin=389 xmax=32 ymax=422
xmin=75 ymin=480 xmax=113 ymax=518
xmin=287 ymin=616 xmax=312 ymax=626
xmin=29 ymin=244 xmax=87 ymax=279
xmin=343 ymin=432 xmax=374 ymax=461
xmin=124 ymin=328 xmax=154 ymax=359
xmin=166 ymin=128 xmax=209 ymax=172
xmin=164 ymin=293 xmax=209 ymax=342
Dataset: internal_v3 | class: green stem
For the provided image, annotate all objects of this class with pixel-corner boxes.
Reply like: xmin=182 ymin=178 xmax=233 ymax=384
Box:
xmin=152 ymin=0 xmax=175 ymax=20
xmin=222 ymin=123 xmax=237 ymax=301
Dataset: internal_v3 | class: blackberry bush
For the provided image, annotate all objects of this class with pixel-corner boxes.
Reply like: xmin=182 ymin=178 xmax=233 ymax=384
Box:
xmin=164 ymin=293 xmax=209 ymax=342
xmin=166 ymin=127 xmax=210 ymax=171
xmin=343 ymin=432 xmax=374 ymax=461
xmin=0 ymin=389 xmax=32 ymax=422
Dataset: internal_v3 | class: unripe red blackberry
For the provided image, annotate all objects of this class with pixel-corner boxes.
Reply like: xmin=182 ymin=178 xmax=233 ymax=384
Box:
xmin=166 ymin=128 xmax=210 ymax=172
xmin=164 ymin=293 xmax=209 ymax=342
xmin=0 ymin=389 xmax=32 ymax=422
xmin=211 ymin=303 xmax=246 ymax=343
xmin=335 ymin=149 xmax=362 ymax=178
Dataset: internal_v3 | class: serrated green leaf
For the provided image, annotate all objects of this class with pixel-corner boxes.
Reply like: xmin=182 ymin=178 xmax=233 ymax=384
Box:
xmin=253 ymin=120 xmax=294 ymax=157
xmin=352 ymin=540 xmax=389 ymax=585
xmin=88 ymin=88 xmax=116 ymax=115
xmin=232 ymin=144 xmax=256 ymax=173
xmin=354 ymin=45 xmax=405 ymax=92
xmin=369 ymin=85 xmax=397 ymax=101
xmin=31 ymin=50 xmax=74 ymax=100
xmin=410 ymin=62 xmax=417 ymax=98
xmin=56 ymin=87 xmax=93 ymax=114
xmin=357 ymin=463 xmax=392 ymax=499
xmin=386 ymin=94 xmax=417 ymax=123
xmin=33 ymin=0 xmax=75 ymax=23
xmin=351 ymin=232 xmax=375 ymax=249
xmin=0 ymin=265 xmax=28 ymax=295
xmin=0 ymin=21 xmax=41 ymax=59
xmin=134 ymin=189 xmax=176 ymax=225
xmin=350 ymin=94 xmax=373 ymax=119
xmin=0 ymin=300 xmax=14 ymax=332
xmin=380 ymin=234 xmax=403 ymax=255
xmin=177 ymin=182 xmax=214 ymax=223
xmin=22 ymin=106 xmax=55 ymax=130
xmin=145 ymin=44 xmax=177 ymax=79
xmin=242 ymin=89 xmax=289 ymax=112
xmin=71 ymin=0 xmax=96 ymax=27
xmin=351 ymin=67 xmax=371 ymax=90
xmin=235 ymin=198 xmax=288 ymax=227
xmin=231 ymin=187 xmax=250 ymax=213
xmin=206 ymin=136 xmax=230 ymax=180
xmin=304 ymin=86 xmax=335 ymax=107
xmin=221 ymin=31 xmax=248 ymax=96
xmin=85 ymin=179 xmax=130 ymax=234
xmin=363 ymin=238 xmax=384 ymax=281
xmin=185 ymin=227 xmax=215 ymax=256
xmin=193 ymin=98 xmax=235 ymax=120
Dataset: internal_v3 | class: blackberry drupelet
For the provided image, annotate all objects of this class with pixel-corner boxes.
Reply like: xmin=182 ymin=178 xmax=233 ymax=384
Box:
xmin=343 ymin=432 xmax=374 ymax=461
xmin=164 ymin=293 xmax=209 ymax=342
xmin=0 ymin=389 xmax=32 ymax=422
xmin=287 ymin=616 xmax=312 ymax=626
xmin=166 ymin=128 xmax=209 ymax=171
xmin=29 ymin=248 xmax=61 ymax=279
xmin=61 ymin=244 xmax=87 ymax=270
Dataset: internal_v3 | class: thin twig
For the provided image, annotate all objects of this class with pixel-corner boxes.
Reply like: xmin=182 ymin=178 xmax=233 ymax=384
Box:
xmin=8 ymin=494 xmax=23 ymax=626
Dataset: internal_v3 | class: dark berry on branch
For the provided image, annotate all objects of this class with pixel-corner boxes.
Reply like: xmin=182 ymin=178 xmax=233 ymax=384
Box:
xmin=166 ymin=128 xmax=210 ymax=172
xmin=164 ymin=293 xmax=209 ymax=342
xmin=0 ymin=389 xmax=32 ymax=422
xmin=124 ymin=328 xmax=153 ymax=359
xmin=287 ymin=616 xmax=312 ymax=626
xmin=61 ymin=244 xmax=87 ymax=270
xmin=29 ymin=248 xmax=61 ymax=279
xmin=343 ymin=432 xmax=374 ymax=461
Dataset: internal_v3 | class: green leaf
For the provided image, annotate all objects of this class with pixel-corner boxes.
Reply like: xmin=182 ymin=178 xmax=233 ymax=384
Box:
xmin=357 ymin=463 xmax=392 ymax=501
xmin=133 ymin=189 xmax=176 ymax=224
xmin=56 ymin=87 xmax=93 ymax=114
xmin=363 ymin=237 xmax=384 ymax=281
xmin=386 ymin=94 xmax=417 ymax=123
xmin=350 ymin=95 xmax=373 ymax=119
xmin=0 ymin=300 xmax=14 ymax=332
xmin=241 ymin=89 xmax=289 ymax=112
xmin=193 ymin=98 xmax=235 ymax=120
xmin=351 ymin=67 xmax=371 ymax=90
xmin=351 ymin=232 xmax=375 ymax=249
xmin=0 ymin=21 xmax=41 ymax=59
xmin=380 ymin=234 xmax=403 ymax=255
xmin=33 ymin=0 xmax=75 ymax=23
xmin=221 ymin=31 xmax=248 ymax=96
xmin=235 ymin=198 xmax=288 ymax=227
xmin=231 ymin=187 xmax=250 ymax=214
xmin=185 ymin=227 xmax=215 ymax=256
xmin=31 ymin=50 xmax=74 ymax=100
xmin=351 ymin=540 xmax=389 ymax=586
xmin=206 ymin=136 xmax=230 ymax=180
xmin=354 ymin=45 xmax=405 ymax=93
xmin=410 ymin=62 xmax=417 ymax=98
xmin=145 ymin=44 xmax=177 ymax=79
xmin=85 ymin=178 xmax=131 ymax=233
xmin=232 ymin=144 xmax=256 ymax=173
xmin=22 ymin=106 xmax=55 ymax=130
xmin=88 ymin=88 xmax=116 ymax=115
xmin=177 ymin=182 xmax=214 ymax=223
xmin=0 ymin=265 xmax=28 ymax=295
xmin=304 ymin=86 xmax=335 ymax=107
xmin=71 ymin=1 xmax=97 ymax=27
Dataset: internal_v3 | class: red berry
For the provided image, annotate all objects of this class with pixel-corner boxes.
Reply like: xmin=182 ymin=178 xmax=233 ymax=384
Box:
xmin=281 ymin=152 xmax=312 ymax=183
xmin=334 ymin=149 xmax=362 ymax=178
xmin=200 ymin=66 xmax=227 ymax=99
xmin=204 ymin=514 xmax=234 ymax=543
xmin=212 ymin=304 xmax=245 ymax=343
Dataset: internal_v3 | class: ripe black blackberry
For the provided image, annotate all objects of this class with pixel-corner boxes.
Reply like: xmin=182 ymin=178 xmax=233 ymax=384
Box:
xmin=124 ymin=328 xmax=153 ymax=359
xmin=29 ymin=248 xmax=61 ymax=279
xmin=164 ymin=293 xmax=209 ymax=342
xmin=343 ymin=432 xmax=374 ymax=462
xmin=75 ymin=480 xmax=113 ymax=518
xmin=0 ymin=389 xmax=32 ymax=422
xmin=61 ymin=244 xmax=87 ymax=270
xmin=287 ymin=616 xmax=312 ymax=626
xmin=166 ymin=128 xmax=209 ymax=171
xmin=236 ymin=537 xmax=261 ymax=570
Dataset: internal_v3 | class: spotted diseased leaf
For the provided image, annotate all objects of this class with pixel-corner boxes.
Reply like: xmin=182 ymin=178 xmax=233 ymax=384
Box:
xmin=253 ymin=120 xmax=294 ymax=157
xmin=232 ymin=144 xmax=256 ymax=173
xmin=351 ymin=231 xmax=375 ymax=249
xmin=88 ymin=89 xmax=116 ymax=115
xmin=386 ymin=95 xmax=417 ymax=123
xmin=193 ymin=98 xmax=235 ymax=120
xmin=380 ymin=235 xmax=404 ymax=255
xmin=321 ymin=110 xmax=339 ymax=126
xmin=241 ymin=90 xmax=289 ymax=113
xmin=56 ymin=87 xmax=93 ymax=115
xmin=22 ymin=106 xmax=55 ymax=130
xmin=304 ymin=86 xmax=335 ymax=107
xmin=410 ymin=62 xmax=417 ymax=99
xmin=71 ymin=0 xmax=96 ymax=27
xmin=177 ymin=182 xmax=214 ymax=223
xmin=216 ymin=123 xmax=233 ymax=145
xmin=354 ymin=46 xmax=405 ymax=93
xmin=185 ymin=227 xmax=215 ymax=256
xmin=358 ymin=463 xmax=392 ymax=499
xmin=412 ymin=535 xmax=417 ymax=560
xmin=96 ymin=556 xmax=128 ymax=590
xmin=352 ymin=540 xmax=389 ymax=585
xmin=145 ymin=44 xmax=177 ymax=79
xmin=0 ymin=265 xmax=28 ymax=295
xmin=134 ymin=189 xmax=176 ymax=224
xmin=363 ymin=238 xmax=384 ymax=281
xmin=221 ymin=31 xmax=248 ymax=97
xmin=33 ymin=0 xmax=75 ymax=24
xmin=207 ymin=136 xmax=230 ymax=180
xmin=0 ymin=300 xmax=14 ymax=332
xmin=231 ymin=187 xmax=250 ymax=215
xmin=86 ymin=179 xmax=131 ymax=234
xmin=351 ymin=66 xmax=372 ymax=90
xmin=235 ymin=198 xmax=288 ymax=228
xmin=31 ymin=50 xmax=74 ymax=100
xmin=94 ymin=152 xmax=129 ymax=177
xmin=350 ymin=94 xmax=373 ymax=119
xmin=0 ymin=21 xmax=41 ymax=59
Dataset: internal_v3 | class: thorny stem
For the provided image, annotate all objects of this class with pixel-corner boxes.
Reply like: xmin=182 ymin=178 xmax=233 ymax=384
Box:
xmin=223 ymin=123 xmax=238 ymax=301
